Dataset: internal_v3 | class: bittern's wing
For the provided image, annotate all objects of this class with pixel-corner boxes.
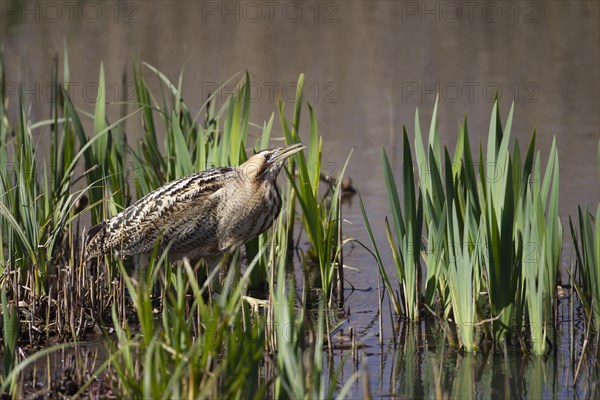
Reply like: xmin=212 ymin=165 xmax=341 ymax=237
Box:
xmin=86 ymin=167 xmax=233 ymax=258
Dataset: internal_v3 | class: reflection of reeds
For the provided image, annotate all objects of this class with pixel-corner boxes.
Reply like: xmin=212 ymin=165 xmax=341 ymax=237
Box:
xmin=362 ymin=97 xmax=563 ymax=354
xmin=450 ymin=353 xmax=475 ymax=399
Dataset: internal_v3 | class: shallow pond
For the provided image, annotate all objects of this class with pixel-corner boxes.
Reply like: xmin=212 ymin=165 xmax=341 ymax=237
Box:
xmin=2 ymin=1 xmax=599 ymax=398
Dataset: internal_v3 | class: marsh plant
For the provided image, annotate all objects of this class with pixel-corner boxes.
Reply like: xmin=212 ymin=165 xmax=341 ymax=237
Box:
xmin=0 ymin=48 xmax=354 ymax=398
xmin=363 ymin=97 xmax=563 ymax=354
xmin=570 ymin=141 xmax=600 ymax=332
xmin=2 ymin=44 xmax=598 ymax=398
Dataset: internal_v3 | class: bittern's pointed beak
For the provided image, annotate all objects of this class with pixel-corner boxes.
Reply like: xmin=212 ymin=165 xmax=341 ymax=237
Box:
xmin=268 ymin=143 xmax=305 ymax=166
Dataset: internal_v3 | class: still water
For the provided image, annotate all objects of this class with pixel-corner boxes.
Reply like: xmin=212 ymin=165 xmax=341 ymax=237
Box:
xmin=2 ymin=1 xmax=599 ymax=398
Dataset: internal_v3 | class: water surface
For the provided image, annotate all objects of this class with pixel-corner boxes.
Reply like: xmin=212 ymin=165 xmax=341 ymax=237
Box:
xmin=2 ymin=1 xmax=599 ymax=397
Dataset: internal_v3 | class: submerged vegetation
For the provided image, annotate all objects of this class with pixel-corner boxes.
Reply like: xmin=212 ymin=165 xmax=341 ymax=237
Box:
xmin=0 ymin=48 xmax=599 ymax=398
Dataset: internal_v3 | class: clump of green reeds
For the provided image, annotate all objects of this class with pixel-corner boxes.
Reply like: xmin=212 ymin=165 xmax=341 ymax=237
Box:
xmin=364 ymin=131 xmax=423 ymax=322
xmin=0 ymin=49 xmax=119 ymax=347
xmin=1 ymin=48 xmax=354 ymax=397
xmin=570 ymin=140 xmax=600 ymax=331
xmin=363 ymin=97 xmax=562 ymax=354
xmin=277 ymin=74 xmax=351 ymax=306
xmin=1 ymin=288 xmax=19 ymax=393
xmin=383 ymin=131 xmax=423 ymax=322
xmin=91 ymin=248 xmax=268 ymax=398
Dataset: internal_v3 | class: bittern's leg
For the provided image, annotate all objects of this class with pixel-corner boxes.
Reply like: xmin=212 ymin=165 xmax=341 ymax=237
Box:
xmin=205 ymin=256 xmax=224 ymax=300
xmin=195 ymin=255 xmax=229 ymax=301
xmin=132 ymin=253 xmax=161 ymax=301
xmin=132 ymin=253 xmax=151 ymax=282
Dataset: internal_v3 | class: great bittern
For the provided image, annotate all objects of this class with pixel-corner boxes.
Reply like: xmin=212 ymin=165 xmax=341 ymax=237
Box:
xmin=85 ymin=143 xmax=304 ymax=264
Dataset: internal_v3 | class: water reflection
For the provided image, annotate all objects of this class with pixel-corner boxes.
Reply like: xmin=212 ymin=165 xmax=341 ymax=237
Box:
xmin=333 ymin=311 xmax=595 ymax=399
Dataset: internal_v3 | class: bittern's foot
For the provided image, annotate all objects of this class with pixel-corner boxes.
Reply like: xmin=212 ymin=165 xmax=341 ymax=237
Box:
xmin=242 ymin=295 xmax=269 ymax=313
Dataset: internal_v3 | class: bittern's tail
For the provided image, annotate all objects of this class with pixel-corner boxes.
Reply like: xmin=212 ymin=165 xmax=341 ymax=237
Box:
xmin=85 ymin=221 xmax=107 ymax=259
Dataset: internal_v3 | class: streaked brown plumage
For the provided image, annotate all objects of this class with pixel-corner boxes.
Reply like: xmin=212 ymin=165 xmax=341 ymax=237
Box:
xmin=85 ymin=143 xmax=304 ymax=262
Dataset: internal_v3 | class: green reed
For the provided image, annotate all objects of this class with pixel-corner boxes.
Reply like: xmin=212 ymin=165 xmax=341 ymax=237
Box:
xmin=571 ymin=203 xmax=600 ymax=329
xmin=381 ymin=131 xmax=423 ymax=321
xmin=0 ymin=50 xmax=355 ymax=397
xmin=570 ymin=140 xmax=600 ymax=331
xmin=1 ymin=288 xmax=18 ymax=394
xmin=271 ymin=207 xmax=356 ymax=400
xmin=278 ymin=74 xmax=351 ymax=305
xmin=364 ymin=98 xmax=562 ymax=354
xmin=94 ymin=246 xmax=268 ymax=398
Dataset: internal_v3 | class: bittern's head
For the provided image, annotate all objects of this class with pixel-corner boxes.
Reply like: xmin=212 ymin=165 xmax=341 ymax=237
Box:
xmin=242 ymin=143 xmax=305 ymax=182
